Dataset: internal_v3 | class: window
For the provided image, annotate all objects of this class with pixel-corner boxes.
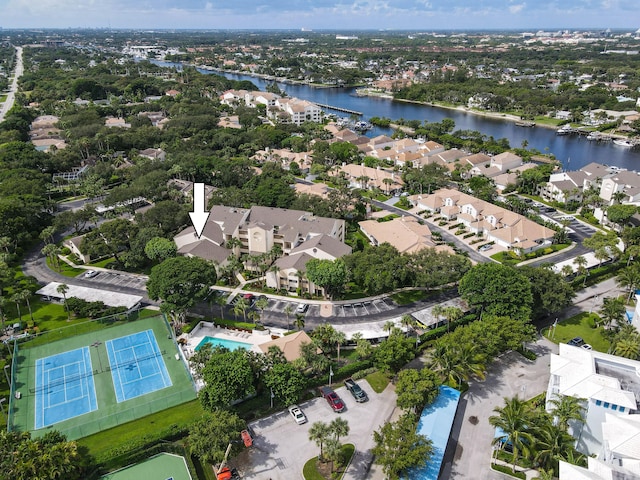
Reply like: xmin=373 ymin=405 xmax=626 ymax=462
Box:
xmin=612 ymin=404 xmax=618 ymax=411
xmin=620 ymin=407 xmax=626 ymax=413
xmin=604 ymin=402 xmax=610 ymax=408
xmin=595 ymin=400 xmax=602 ymax=406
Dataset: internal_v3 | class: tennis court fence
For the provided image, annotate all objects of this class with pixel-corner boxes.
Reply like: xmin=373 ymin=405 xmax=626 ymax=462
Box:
xmin=29 ymin=368 xmax=96 ymax=394
xmin=105 ymin=349 xmax=167 ymax=371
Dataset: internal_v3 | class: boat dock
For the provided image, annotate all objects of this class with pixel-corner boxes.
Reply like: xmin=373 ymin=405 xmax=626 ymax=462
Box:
xmin=316 ymin=103 xmax=363 ymax=115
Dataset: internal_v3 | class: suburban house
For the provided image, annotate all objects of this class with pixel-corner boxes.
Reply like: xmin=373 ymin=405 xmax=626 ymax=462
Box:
xmin=217 ymin=115 xmax=242 ymax=129
xmin=167 ymin=179 xmax=216 ymax=203
xmin=469 ymin=151 xmax=524 ymax=178
xmin=547 ymin=343 xmax=640 ymax=471
xmin=412 ymin=188 xmax=555 ymax=253
xmin=252 ymin=148 xmax=313 ymax=172
xmin=358 ymin=216 xmax=452 ymax=254
xmin=138 ymin=148 xmax=166 ymax=162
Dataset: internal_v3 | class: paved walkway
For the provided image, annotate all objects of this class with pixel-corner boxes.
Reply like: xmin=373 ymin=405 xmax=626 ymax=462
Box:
xmin=0 ymin=46 xmax=23 ymax=124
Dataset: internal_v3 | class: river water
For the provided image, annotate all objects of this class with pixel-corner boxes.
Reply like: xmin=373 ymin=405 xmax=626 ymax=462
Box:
xmin=155 ymin=61 xmax=640 ymax=171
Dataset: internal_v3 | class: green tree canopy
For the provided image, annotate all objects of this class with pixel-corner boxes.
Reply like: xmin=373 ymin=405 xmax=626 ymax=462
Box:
xmin=305 ymin=258 xmax=349 ymax=300
xmin=263 ymin=362 xmax=307 ymax=406
xmin=146 ymin=256 xmax=217 ymax=323
xmin=188 ymin=410 xmax=246 ymax=466
xmin=372 ymin=413 xmax=432 ymax=480
xmin=458 ymin=263 xmax=533 ymax=320
xmin=199 ymin=346 xmax=256 ymax=410
xmin=395 ymin=368 xmax=441 ymax=413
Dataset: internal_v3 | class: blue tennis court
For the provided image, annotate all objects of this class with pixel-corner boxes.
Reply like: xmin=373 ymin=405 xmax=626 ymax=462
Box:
xmin=105 ymin=329 xmax=172 ymax=403
xmin=34 ymin=347 xmax=98 ymax=429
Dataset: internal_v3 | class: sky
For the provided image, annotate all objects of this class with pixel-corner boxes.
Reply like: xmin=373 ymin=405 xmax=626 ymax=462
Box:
xmin=1 ymin=0 xmax=639 ymax=31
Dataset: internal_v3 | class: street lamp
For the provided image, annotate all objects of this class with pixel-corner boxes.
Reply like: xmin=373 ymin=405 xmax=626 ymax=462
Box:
xmin=590 ymin=295 xmax=599 ymax=314
xmin=329 ymin=365 xmax=334 ymax=386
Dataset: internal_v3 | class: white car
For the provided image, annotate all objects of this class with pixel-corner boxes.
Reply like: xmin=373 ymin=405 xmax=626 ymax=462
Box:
xmin=295 ymin=303 xmax=308 ymax=314
xmin=288 ymin=404 xmax=307 ymax=425
xmin=84 ymin=270 xmax=99 ymax=278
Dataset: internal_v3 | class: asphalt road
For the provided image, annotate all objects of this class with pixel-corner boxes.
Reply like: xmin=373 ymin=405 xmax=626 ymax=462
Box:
xmin=0 ymin=46 xmax=23 ymax=124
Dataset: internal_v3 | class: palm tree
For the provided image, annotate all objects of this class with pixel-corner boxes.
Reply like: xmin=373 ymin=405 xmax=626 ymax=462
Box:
xmin=56 ymin=283 xmax=71 ymax=321
xmin=0 ymin=296 xmax=7 ymax=328
xmin=214 ymin=294 xmax=227 ymax=320
xmin=443 ymin=306 xmax=463 ymax=333
xmin=614 ymin=336 xmax=640 ymax=359
xmin=283 ymin=304 xmax=293 ymax=330
xmin=233 ymin=297 xmax=249 ymax=322
xmin=617 ymin=264 xmax=640 ymax=302
xmin=432 ymin=305 xmax=445 ymax=328
xmin=323 ymin=438 xmax=342 ymax=472
xmin=533 ymin=418 xmax=575 ymax=476
xmin=11 ymin=293 xmax=23 ymax=324
xmin=383 ymin=320 xmax=395 ymax=336
xmin=560 ymin=265 xmax=574 ymax=278
xmin=16 ymin=289 xmax=34 ymax=324
xmin=548 ymin=395 xmax=585 ymax=432
xmin=294 ymin=313 xmax=305 ymax=331
xmin=41 ymin=243 xmax=61 ymax=271
xmin=573 ymin=255 xmax=588 ymax=285
xmin=255 ymin=296 xmax=269 ymax=323
xmin=329 ymin=417 xmax=350 ymax=442
xmin=489 ymin=396 xmax=534 ymax=473
xmin=333 ymin=330 xmax=347 ymax=362
xmin=598 ymin=297 xmax=625 ymax=329
xmin=309 ymin=421 xmax=332 ymax=460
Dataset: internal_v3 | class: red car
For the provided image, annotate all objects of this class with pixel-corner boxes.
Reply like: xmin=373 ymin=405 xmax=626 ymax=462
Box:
xmin=319 ymin=386 xmax=345 ymax=413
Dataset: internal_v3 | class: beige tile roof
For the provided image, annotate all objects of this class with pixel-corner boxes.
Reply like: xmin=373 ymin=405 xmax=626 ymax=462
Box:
xmin=258 ymin=331 xmax=314 ymax=362
xmin=359 ymin=216 xmax=435 ymax=253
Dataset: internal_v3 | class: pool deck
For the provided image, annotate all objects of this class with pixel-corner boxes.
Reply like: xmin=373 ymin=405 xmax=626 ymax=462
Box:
xmin=179 ymin=321 xmax=284 ymax=360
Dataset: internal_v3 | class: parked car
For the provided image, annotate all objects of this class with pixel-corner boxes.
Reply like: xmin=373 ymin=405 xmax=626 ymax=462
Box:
xmin=84 ymin=270 xmax=99 ymax=278
xmin=319 ymin=386 xmax=345 ymax=413
xmin=295 ymin=303 xmax=308 ymax=314
xmin=567 ymin=337 xmax=585 ymax=347
xmin=288 ymin=404 xmax=307 ymax=424
xmin=243 ymin=293 xmax=255 ymax=306
xmin=344 ymin=378 xmax=368 ymax=402
xmin=581 ymin=344 xmax=593 ymax=351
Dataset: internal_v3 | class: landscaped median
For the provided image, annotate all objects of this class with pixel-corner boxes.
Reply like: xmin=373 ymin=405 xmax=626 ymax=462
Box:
xmin=303 ymin=443 xmax=355 ymax=480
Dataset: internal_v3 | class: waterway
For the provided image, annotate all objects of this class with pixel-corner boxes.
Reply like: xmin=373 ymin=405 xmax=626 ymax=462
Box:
xmin=155 ymin=61 xmax=640 ymax=171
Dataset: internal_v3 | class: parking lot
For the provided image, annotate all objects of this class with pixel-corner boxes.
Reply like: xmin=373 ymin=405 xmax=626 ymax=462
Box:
xmin=77 ymin=270 xmax=147 ymax=291
xmin=260 ymin=297 xmax=396 ymax=320
xmin=237 ymin=382 xmax=396 ymax=480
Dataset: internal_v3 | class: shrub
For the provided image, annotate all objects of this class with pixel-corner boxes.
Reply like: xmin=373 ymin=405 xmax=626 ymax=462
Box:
xmin=490 ymin=463 xmax=526 ymax=479
xmin=336 ymin=359 xmax=373 ymax=378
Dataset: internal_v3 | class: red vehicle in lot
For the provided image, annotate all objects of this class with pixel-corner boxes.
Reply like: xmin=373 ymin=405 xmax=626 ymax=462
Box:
xmin=319 ymin=386 xmax=345 ymax=413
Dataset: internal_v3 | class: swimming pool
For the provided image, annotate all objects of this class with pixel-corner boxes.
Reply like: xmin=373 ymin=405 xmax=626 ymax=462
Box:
xmin=407 ymin=385 xmax=461 ymax=480
xmin=194 ymin=336 xmax=252 ymax=352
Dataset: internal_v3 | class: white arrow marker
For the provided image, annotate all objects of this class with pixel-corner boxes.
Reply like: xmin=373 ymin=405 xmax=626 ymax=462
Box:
xmin=189 ymin=183 xmax=210 ymax=238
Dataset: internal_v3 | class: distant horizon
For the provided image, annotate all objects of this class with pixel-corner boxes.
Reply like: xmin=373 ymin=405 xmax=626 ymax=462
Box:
xmin=2 ymin=27 xmax=639 ymax=33
xmin=1 ymin=1 xmax=639 ymax=32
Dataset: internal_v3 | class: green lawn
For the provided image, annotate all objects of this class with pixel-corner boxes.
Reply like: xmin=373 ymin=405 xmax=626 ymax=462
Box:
xmin=303 ymin=443 xmax=355 ymax=480
xmin=365 ymin=370 xmax=390 ymax=393
xmin=89 ymin=257 xmax=116 ymax=268
xmin=78 ymin=399 xmax=205 ymax=463
xmin=46 ymin=256 xmax=85 ymax=277
xmin=390 ymin=289 xmax=428 ymax=305
xmin=543 ymin=312 xmax=611 ymax=352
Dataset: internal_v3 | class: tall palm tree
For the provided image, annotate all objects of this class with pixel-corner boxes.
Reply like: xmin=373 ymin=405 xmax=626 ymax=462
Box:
xmin=56 ymin=283 xmax=70 ymax=321
xmin=294 ymin=313 xmax=305 ymax=331
xmin=383 ymin=320 xmax=395 ymax=336
xmin=533 ymin=418 xmax=575 ymax=476
xmin=614 ymin=336 xmax=640 ymax=359
xmin=0 ymin=296 xmax=7 ymax=328
xmin=283 ymin=304 xmax=293 ymax=330
xmin=324 ymin=438 xmax=342 ymax=472
xmin=443 ymin=306 xmax=463 ymax=332
xmin=16 ymin=289 xmax=34 ymax=324
xmin=333 ymin=330 xmax=347 ymax=362
xmin=548 ymin=395 xmax=585 ymax=432
xmin=309 ymin=421 xmax=332 ymax=460
xmin=489 ymin=396 xmax=534 ymax=473
xmin=233 ymin=297 xmax=249 ymax=322
xmin=214 ymin=294 xmax=227 ymax=320
xmin=573 ymin=255 xmax=588 ymax=285
xmin=329 ymin=417 xmax=350 ymax=442
xmin=11 ymin=293 xmax=23 ymax=324
xmin=598 ymin=297 xmax=625 ymax=329
xmin=617 ymin=264 xmax=640 ymax=302
xmin=255 ymin=296 xmax=269 ymax=323
xmin=432 ymin=305 xmax=445 ymax=328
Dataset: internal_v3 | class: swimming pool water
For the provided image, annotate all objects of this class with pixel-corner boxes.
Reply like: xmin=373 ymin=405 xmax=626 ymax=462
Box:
xmin=195 ymin=336 xmax=252 ymax=352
